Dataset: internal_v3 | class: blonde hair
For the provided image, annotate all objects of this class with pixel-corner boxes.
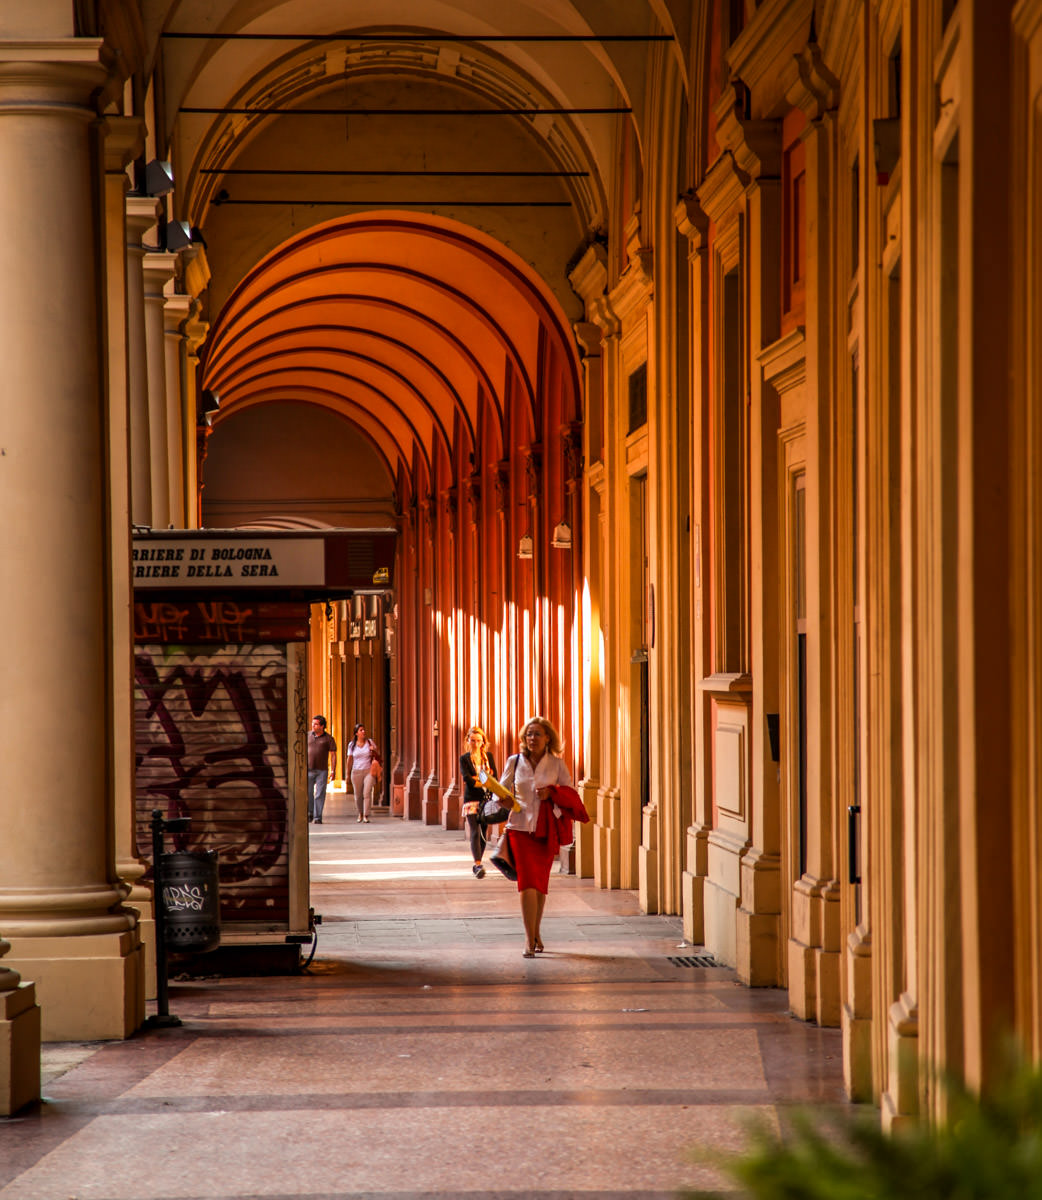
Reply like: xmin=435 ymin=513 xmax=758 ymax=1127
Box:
xmin=465 ymin=726 xmax=489 ymax=767
xmin=518 ymin=715 xmax=562 ymax=758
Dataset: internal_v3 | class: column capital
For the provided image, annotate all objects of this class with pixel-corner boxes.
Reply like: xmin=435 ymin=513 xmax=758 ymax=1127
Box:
xmin=0 ymin=40 xmax=107 ymax=107
xmin=142 ymin=250 xmax=178 ymax=297
xmin=784 ymin=43 xmax=840 ymax=123
xmin=125 ymin=193 xmax=160 ymax=242
xmin=674 ymin=192 xmax=709 ymax=248
xmin=713 ymin=82 xmax=781 ymax=180
xmin=163 ymin=290 xmax=192 ymax=335
xmin=101 ymin=115 xmax=144 ymax=175
xmin=567 ymin=240 xmax=608 ymax=307
xmin=573 ymin=320 xmax=603 ymax=358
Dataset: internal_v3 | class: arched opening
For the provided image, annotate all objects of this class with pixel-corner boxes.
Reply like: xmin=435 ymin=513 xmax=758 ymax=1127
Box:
xmin=197 ymin=211 xmax=584 ymax=837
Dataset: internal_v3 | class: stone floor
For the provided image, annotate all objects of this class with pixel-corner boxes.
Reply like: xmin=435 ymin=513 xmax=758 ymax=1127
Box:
xmin=0 ymin=807 xmax=846 ymax=1199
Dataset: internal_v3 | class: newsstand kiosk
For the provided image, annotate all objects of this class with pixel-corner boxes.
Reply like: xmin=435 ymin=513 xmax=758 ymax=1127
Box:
xmin=132 ymin=528 xmax=395 ymax=970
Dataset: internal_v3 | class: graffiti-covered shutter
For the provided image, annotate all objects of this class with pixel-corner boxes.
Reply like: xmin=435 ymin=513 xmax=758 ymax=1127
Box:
xmin=135 ymin=643 xmax=297 ymax=928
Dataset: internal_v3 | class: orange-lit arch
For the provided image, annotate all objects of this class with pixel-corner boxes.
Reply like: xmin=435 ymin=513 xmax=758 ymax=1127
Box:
xmin=201 ymin=212 xmax=581 ymax=482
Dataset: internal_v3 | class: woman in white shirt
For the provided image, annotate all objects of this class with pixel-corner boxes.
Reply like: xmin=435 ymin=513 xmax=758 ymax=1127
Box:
xmin=500 ymin=716 xmax=572 ymax=957
xmin=346 ymin=723 xmax=380 ymax=823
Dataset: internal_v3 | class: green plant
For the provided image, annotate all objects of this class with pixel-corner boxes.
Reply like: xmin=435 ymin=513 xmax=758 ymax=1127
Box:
xmin=684 ymin=1058 xmax=1042 ymax=1199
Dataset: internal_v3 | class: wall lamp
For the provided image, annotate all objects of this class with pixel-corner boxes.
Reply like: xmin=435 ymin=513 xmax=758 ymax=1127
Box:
xmin=145 ymin=158 xmax=175 ymax=196
xmin=198 ymin=389 xmax=220 ymax=426
xmin=164 ymin=220 xmax=193 ymax=252
xmin=551 ymin=522 xmax=572 ymax=549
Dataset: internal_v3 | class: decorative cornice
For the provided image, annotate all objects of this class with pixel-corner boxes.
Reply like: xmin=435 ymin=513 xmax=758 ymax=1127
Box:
xmin=724 ymin=0 xmax=815 ymax=103
xmin=101 ymin=115 xmax=144 ymax=174
xmin=568 ymin=241 xmax=609 ymax=307
xmin=443 ymin=486 xmax=457 ymax=537
xmin=522 ymin=444 xmax=542 ymax=502
xmin=493 ymin=461 xmax=510 ymax=514
xmin=784 ymin=43 xmax=841 ymax=121
xmin=714 ymin=84 xmax=781 ymax=179
xmin=163 ymin=291 xmax=192 ymax=335
xmin=588 ymin=292 xmax=622 ymax=339
xmin=464 ymin=472 xmax=481 ymax=519
xmin=757 ymin=327 xmax=807 ymax=391
xmin=674 ymin=192 xmax=709 ymax=247
xmin=125 ymin=193 xmax=160 ymax=243
xmin=573 ymin=320 xmax=603 ymax=358
xmin=182 ymin=245 xmax=211 ymax=300
xmin=696 ymin=152 xmax=748 ymax=224
xmin=561 ymin=422 xmax=583 ymax=491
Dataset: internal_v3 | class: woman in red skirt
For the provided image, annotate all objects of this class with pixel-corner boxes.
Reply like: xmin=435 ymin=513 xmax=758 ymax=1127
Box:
xmin=500 ymin=717 xmax=573 ymax=957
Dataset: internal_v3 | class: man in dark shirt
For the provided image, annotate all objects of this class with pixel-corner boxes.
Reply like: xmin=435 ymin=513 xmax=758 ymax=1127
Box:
xmin=307 ymin=715 xmax=337 ymax=824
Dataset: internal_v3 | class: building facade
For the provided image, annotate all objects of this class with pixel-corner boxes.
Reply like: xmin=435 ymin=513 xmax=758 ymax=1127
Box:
xmin=1 ymin=0 xmax=1040 ymax=1125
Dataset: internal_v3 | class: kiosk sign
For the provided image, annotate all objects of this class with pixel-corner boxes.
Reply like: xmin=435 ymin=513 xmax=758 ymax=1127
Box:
xmin=133 ymin=537 xmax=324 ymax=587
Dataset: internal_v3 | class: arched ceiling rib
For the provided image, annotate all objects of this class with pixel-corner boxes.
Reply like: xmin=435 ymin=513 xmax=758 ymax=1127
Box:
xmin=212 ymin=301 xmax=505 ymax=428
xmin=200 ymin=211 xmax=580 ymax=482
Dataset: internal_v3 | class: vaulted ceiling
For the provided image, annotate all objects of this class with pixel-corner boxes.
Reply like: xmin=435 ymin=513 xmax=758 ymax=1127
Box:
xmin=147 ymin=0 xmax=686 ymax=510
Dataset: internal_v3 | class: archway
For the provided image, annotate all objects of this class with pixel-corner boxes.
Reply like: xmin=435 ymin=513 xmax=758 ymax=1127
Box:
xmin=198 ymin=211 xmax=584 ymax=830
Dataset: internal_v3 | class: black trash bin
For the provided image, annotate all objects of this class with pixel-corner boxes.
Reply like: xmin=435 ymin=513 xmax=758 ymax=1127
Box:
xmin=160 ymin=851 xmax=221 ymax=952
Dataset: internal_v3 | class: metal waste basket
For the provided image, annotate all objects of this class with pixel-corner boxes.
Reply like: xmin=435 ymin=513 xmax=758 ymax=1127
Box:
xmin=160 ymin=851 xmax=221 ymax=952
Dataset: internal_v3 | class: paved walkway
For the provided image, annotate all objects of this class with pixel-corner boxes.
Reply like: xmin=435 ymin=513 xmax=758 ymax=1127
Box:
xmin=1 ymin=806 xmax=846 ymax=1199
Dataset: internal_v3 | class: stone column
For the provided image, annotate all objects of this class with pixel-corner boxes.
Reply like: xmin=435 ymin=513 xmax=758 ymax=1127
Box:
xmin=142 ymin=250 xmax=177 ymax=530
xmin=163 ymin=292 xmax=191 ymax=527
xmin=103 ymin=117 xmax=157 ymax=1002
xmin=0 ymin=42 xmax=144 ymax=1041
xmin=125 ymin=194 xmax=159 ymax=527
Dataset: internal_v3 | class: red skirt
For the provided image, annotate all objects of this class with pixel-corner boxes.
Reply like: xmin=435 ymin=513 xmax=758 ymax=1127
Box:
xmin=506 ymin=830 xmax=554 ymax=894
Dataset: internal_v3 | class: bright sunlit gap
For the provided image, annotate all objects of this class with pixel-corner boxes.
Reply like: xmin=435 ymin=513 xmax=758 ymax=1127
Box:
xmin=315 ymin=869 xmax=487 ymax=882
xmin=316 ymin=855 xmax=475 ymax=867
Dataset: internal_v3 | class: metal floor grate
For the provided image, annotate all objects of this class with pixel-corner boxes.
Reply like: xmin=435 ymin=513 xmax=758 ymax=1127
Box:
xmin=668 ymin=954 xmax=719 ymax=968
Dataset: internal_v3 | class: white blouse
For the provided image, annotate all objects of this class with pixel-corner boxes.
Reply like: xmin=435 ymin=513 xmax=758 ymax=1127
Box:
xmin=348 ymin=738 xmax=377 ymax=774
xmin=500 ymin=752 xmax=572 ymax=833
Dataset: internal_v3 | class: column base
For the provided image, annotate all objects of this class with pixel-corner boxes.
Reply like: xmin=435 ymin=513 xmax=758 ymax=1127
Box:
xmin=842 ymin=926 xmax=874 ymax=1101
xmin=736 ymin=908 xmax=781 ymax=987
xmin=440 ymin=785 xmax=461 ymax=831
xmin=0 ymin=982 xmax=40 ymax=1116
xmin=421 ymin=778 xmax=440 ymax=824
xmin=638 ymin=804 xmax=659 ymax=914
xmin=5 ymin=928 xmax=144 ymax=1042
xmin=406 ymin=768 xmax=422 ymax=820
xmin=592 ymin=786 xmax=621 ymax=888
xmin=575 ymin=781 xmax=598 ymax=878
xmin=788 ymin=874 xmax=842 ymax=1022
xmin=681 ymin=870 xmax=705 ymax=944
xmin=702 ymin=828 xmax=745 ymax=968
xmin=881 ymin=993 xmax=919 ymax=1129
xmin=736 ymin=848 xmax=782 ymax=986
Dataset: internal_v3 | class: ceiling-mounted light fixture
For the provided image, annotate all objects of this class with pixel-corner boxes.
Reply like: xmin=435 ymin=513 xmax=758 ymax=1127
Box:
xmin=517 ymin=534 xmax=534 ymax=559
